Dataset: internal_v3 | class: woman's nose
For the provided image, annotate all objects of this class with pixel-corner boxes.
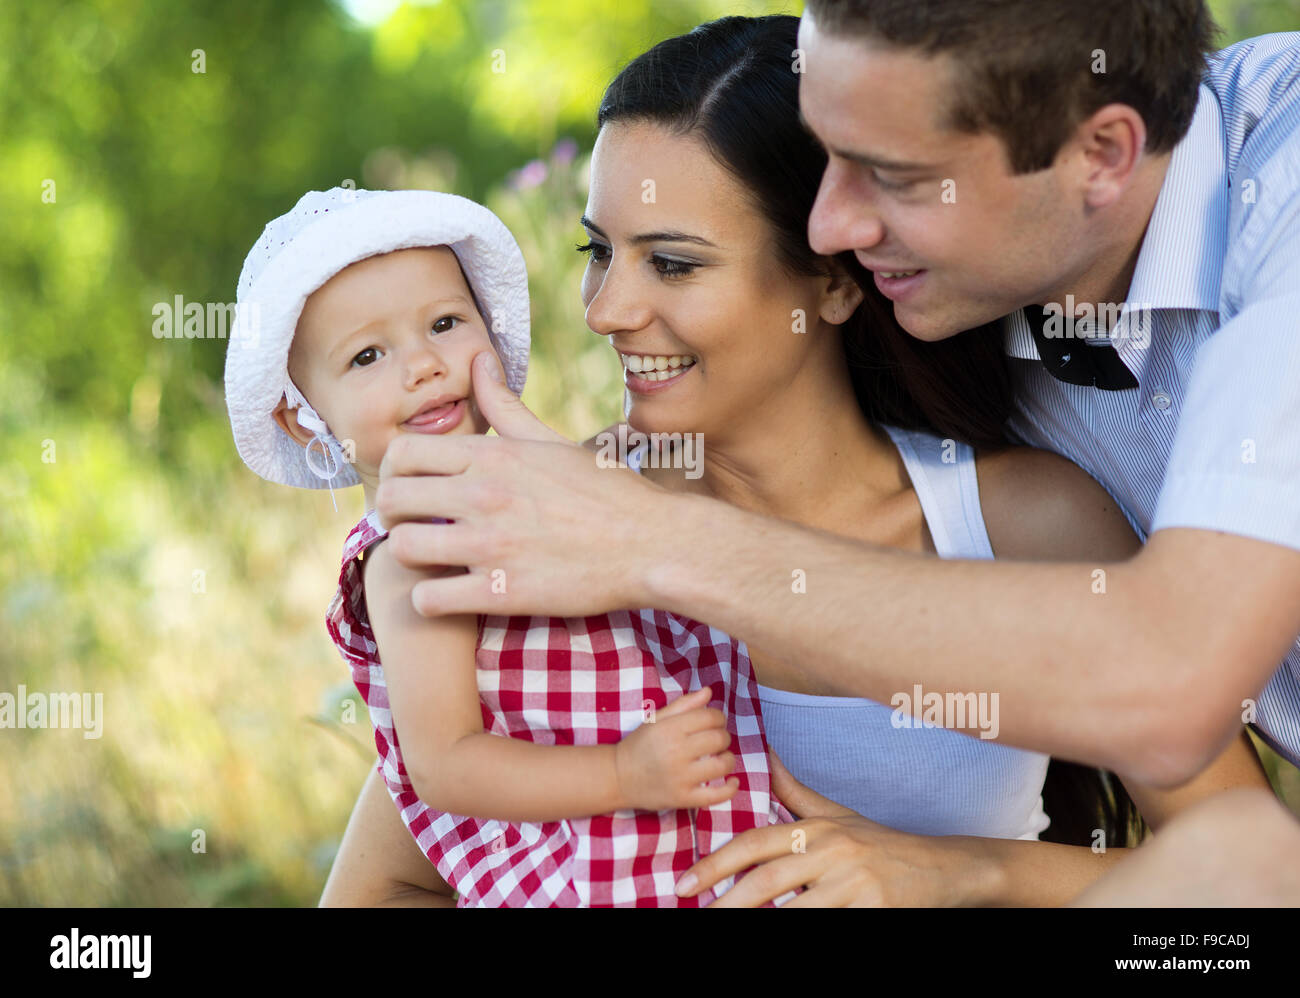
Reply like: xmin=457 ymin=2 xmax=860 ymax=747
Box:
xmin=808 ymin=160 xmax=885 ymax=256
xmin=583 ymin=260 xmax=653 ymax=339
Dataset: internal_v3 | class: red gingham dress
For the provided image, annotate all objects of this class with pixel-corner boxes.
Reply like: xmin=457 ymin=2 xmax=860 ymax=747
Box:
xmin=327 ymin=509 xmax=796 ymax=907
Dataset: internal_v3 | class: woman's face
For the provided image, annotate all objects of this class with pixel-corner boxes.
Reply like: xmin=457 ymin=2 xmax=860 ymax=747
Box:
xmin=579 ymin=120 xmax=853 ymax=445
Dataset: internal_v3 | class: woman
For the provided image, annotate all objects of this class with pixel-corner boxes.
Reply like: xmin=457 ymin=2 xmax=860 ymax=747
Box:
xmin=321 ymin=15 xmax=1269 ymax=907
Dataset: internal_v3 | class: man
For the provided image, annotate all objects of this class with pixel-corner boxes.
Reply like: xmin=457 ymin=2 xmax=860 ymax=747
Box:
xmin=375 ymin=0 xmax=1300 ymax=904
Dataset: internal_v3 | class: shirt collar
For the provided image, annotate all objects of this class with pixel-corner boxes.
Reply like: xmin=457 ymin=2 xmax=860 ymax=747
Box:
xmin=1004 ymin=83 xmax=1227 ymax=360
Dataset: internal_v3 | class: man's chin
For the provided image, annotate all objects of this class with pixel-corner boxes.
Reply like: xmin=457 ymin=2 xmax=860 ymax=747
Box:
xmin=892 ymin=300 xmax=1000 ymax=342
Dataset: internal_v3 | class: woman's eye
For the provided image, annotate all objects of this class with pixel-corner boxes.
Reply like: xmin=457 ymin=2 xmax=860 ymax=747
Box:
xmin=652 ymin=256 xmax=697 ymax=279
xmin=432 ymin=315 xmax=459 ymax=334
xmin=575 ymin=240 xmax=611 ymax=264
xmin=576 ymin=240 xmax=696 ymax=279
xmin=351 ymin=347 xmax=380 ymax=368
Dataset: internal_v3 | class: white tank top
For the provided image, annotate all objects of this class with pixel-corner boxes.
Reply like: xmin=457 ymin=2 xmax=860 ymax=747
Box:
xmin=629 ymin=424 xmax=1052 ymax=840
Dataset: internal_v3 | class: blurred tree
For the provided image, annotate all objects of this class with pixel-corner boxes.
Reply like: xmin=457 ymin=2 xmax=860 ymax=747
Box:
xmin=0 ymin=0 xmax=796 ymax=466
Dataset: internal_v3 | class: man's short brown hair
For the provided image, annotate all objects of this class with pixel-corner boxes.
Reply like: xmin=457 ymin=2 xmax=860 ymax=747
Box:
xmin=805 ymin=0 xmax=1220 ymax=173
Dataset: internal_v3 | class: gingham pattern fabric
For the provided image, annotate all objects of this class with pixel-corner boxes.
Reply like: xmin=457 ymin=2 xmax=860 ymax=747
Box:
xmin=327 ymin=509 xmax=796 ymax=907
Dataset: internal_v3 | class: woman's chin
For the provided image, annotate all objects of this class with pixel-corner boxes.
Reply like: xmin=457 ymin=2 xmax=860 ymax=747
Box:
xmin=627 ymin=411 xmax=700 ymax=438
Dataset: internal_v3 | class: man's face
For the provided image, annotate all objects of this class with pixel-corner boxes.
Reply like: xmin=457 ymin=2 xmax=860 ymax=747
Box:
xmin=798 ymin=11 xmax=1085 ymax=340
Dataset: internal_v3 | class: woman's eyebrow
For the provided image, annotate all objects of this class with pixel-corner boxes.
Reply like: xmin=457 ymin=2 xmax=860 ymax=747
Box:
xmin=580 ymin=214 xmax=718 ymax=248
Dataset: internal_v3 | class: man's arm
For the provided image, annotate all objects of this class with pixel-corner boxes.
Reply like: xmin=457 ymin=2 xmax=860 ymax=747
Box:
xmin=1071 ymin=786 xmax=1300 ymax=907
xmin=675 ymin=453 xmax=1281 ymax=909
xmin=582 ymin=421 xmax=626 ymax=452
xmin=645 ymin=492 xmax=1300 ymax=787
xmin=377 ymin=353 xmax=1300 ymax=787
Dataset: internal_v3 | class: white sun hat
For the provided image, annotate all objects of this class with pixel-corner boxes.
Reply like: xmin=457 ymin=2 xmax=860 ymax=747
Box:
xmin=225 ymin=186 xmax=530 ymax=492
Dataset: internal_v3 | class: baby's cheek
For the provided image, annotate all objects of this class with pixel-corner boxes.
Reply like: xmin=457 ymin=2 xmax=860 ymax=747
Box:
xmin=340 ymin=413 xmax=388 ymax=474
xmin=335 ymin=435 xmax=368 ymax=474
xmin=360 ymin=433 xmax=393 ymax=475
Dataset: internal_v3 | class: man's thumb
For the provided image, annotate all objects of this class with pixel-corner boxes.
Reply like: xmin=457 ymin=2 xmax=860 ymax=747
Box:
xmin=471 ymin=351 xmax=567 ymax=443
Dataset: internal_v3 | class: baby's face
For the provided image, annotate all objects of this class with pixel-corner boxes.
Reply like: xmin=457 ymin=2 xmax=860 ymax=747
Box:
xmin=280 ymin=246 xmax=495 ymax=485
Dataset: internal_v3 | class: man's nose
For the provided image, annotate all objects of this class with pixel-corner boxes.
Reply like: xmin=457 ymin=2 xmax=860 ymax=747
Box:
xmin=584 ymin=259 xmax=653 ymax=339
xmin=808 ymin=160 xmax=885 ymax=256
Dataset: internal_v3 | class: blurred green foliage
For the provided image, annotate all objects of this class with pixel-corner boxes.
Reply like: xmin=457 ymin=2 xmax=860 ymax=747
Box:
xmin=2 ymin=0 xmax=1298 ymax=906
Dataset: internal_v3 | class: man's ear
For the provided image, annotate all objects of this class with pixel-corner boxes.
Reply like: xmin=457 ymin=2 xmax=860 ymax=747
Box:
xmin=817 ymin=265 xmax=865 ymax=326
xmin=1073 ymin=103 xmax=1146 ymax=210
xmin=272 ymin=399 xmax=314 ymax=449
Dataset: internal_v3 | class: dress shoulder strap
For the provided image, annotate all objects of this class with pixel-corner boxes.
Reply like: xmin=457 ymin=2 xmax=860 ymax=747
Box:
xmin=880 ymin=424 xmax=995 ymax=561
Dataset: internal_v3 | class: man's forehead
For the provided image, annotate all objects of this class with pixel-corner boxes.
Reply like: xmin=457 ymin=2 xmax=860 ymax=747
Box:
xmin=797 ymin=29 xmax=960 ymax=160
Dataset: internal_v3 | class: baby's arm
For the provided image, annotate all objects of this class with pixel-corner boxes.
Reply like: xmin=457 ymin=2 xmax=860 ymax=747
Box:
xmin=363 ymin=538 xmax=739 ymax=823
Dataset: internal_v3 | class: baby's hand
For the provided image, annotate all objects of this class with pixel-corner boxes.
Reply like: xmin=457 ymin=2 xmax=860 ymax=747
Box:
xmin=614 ymin=687 xmax=740 ymax=811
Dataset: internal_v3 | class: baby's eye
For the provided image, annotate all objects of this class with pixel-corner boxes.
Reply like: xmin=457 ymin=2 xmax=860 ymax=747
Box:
xmin=351 ymin=347 xmax=380 ymax=368
xmin=432 ymin=315 xmax=459 ymax=334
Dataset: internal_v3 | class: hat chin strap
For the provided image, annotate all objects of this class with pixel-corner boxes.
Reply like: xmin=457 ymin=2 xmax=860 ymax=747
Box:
xmin=284 ymin=381 xmax=342 ymax=512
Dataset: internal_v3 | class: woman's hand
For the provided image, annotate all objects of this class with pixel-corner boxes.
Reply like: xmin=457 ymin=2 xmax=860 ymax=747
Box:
xmin=675 ymin=749 xmax=1001 ymax=907
xmin=613 ymin=687 xmax=740 ymax=811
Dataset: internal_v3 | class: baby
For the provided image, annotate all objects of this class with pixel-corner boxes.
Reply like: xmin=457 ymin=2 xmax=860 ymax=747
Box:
xmin=225 ymin=187 xmax=794 ymax=906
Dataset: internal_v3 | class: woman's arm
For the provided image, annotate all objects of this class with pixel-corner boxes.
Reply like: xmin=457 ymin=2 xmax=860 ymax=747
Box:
xmin=363 ymin=539 xmax=740 ymax=823
xmin=681 ymin=731 xmax=1274 ymax=907
xmin=319 ymin=766 xmax=457 ymax=907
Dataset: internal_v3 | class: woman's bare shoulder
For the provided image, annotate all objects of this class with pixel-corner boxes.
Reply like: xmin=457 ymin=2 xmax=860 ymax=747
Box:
xmin=973 ymin=445 xmax=1140 ymax=562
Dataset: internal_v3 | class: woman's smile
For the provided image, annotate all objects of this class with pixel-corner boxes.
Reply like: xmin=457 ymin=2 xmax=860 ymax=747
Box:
xmin=619 ymin=350 xmax=698 ymax=392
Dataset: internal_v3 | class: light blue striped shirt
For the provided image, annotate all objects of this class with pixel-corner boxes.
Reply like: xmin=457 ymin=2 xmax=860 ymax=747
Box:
xmin=1002 ymin=33 xmax=1300 ymax=768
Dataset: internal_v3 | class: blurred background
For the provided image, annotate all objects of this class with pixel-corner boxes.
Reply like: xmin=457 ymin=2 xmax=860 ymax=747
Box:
xmin=2 ymin=0 xmax=1298 ymax=906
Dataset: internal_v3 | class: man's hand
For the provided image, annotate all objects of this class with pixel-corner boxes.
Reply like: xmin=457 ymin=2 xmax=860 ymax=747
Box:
xmin=675 ymin=749 xmax=996 ymax=907
xmin=376 ymin=351 xmax=675 ymax=618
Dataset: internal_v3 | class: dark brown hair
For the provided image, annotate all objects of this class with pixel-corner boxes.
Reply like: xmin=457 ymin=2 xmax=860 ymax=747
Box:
xmin=597 ymin=14 xmax=1014 ymax=449
xmin=598 ymin=13 xmax=1146 ymax=849
xmin=806 ymin=0 xmax=1219 ymax=173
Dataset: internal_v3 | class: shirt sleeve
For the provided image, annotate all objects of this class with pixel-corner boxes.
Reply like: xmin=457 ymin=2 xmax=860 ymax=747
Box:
xmin=1151 ymin=129 xmax=1300 ymax=551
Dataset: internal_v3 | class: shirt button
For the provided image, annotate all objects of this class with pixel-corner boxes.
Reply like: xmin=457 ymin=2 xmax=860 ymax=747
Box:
xmin=1152 ymin=391 xmax=1172 ymax=411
